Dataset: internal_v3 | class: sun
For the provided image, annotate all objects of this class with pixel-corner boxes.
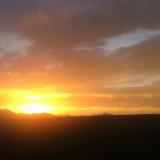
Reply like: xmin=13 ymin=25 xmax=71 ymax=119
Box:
xmin=19 ymin=103 xmax=53 ymax=114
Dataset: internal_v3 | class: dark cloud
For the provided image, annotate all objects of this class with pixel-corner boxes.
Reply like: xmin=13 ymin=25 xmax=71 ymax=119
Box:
xmin=0 ymin=0 xmax=160 ymax=47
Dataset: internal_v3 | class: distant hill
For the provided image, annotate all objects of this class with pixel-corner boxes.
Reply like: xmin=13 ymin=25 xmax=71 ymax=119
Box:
xmin=0 ymin=109 xmax=17 ymax=119
xmin=0 ymin=109 xmax=55 ymax=119
xmin=0 ymin=109 xmax=159 ymax=119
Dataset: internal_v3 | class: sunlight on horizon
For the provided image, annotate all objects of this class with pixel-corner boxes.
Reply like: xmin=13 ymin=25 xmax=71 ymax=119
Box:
xmin=19 ymin=103 xmax=53 ymax=114
xmin=1 ymin=88 xmax=160 ymax=116
xmin=0 ymin=89 xmax=66 ymax=115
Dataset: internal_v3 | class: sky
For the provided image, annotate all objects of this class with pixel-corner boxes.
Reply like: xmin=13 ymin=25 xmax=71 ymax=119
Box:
xmin=0 ymin=0 xmax=160 ymax=115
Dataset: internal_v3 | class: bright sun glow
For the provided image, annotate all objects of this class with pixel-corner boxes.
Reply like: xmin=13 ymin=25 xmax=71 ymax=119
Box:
xmin=19 ymin=103 xmax=53 ymax=114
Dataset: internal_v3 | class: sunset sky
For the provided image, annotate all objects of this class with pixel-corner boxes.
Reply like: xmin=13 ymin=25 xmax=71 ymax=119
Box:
xmin=0 ymin=0 xmax=160 ymax=115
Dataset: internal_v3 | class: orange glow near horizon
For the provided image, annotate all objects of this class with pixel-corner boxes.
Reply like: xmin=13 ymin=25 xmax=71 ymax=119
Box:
xmin=1 ymin=88 xmax=160 ymax=116
xmin=0 ymin=88 xmax=69 ymax=115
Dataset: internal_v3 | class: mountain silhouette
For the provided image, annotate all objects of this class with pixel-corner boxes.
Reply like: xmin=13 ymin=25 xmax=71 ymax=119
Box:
xmin=0 ymin=109 xmax=17 ymax=119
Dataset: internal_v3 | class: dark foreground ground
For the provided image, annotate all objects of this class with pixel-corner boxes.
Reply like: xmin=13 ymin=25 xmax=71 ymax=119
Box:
xmin=0 ymin=113 xmax=160 ymax=159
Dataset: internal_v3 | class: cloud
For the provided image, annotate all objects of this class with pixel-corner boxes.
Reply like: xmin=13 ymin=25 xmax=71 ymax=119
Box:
xmin=0 ymin=33 xmax=33 ymax=57
xmin=104 ymin=73 xmax=160 ymax=89
xmin=0 ymin=0 xmax=160 ymax=49
xmin=101 ymin=29 xmax=160 ymax=53
xmin=45 ymin=63 xmax=63 ymax=70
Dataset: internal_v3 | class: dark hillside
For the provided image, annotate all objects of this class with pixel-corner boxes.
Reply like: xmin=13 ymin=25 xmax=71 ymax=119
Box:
xmin=0 ymin=112 xmax=159 ymax=159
